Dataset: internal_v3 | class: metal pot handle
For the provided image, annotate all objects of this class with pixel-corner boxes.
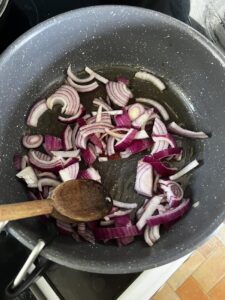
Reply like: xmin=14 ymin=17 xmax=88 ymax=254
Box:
xmin=5 ymin=239 xmax=51 ymax=298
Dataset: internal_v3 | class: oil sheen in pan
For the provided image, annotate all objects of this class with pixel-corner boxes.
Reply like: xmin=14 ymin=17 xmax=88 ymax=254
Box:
xmin=27 ymin=65 xmax=198 ymax=204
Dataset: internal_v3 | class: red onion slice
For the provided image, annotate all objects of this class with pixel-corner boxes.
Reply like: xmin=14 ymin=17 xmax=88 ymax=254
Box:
xmin=37 ymin=178 xmax=61 ymax=192
xmin=93 ymin=98 xmax=112 ymax=111
xmin=47 ymin=85 xmax=80 ymax=116
xmin=62 ymin=125 xmax=73 ymax=150
xmin=85 ymin=66 xmax=109 ymax=84
xmin=136 ymin=98 xmax=169 ymax=121
xmin=22 ymin=135 xmax=43 ymax=149
xmin=159 ymin=179 xmax=184 ymax=207
xmin=134 ymin=71 xmax=166 ymax=91
xmin=16 ymin=166 xmax=38 ymax=188
xmin=113 ymin=200 xmax=137 ymax=209
xmin=27 ymin=99 xmax=48 ymax=127
xmin=67 ymin=76 xmax=99 ymax=93
xmin=37 ymin=172 xmax=57 ymax=179
xmin=94 ymin=225 xmax=141 ymax=240
xmin=44 ymin=135 xmax=63 ymax=152
xmin=115 ymin=128 xmax=138 ymax=152
xmin=81 ymin=144 xmax=97 ymax=166
xmin=58 ymin=104 xmax=85 ymax=123
xmin=67 ymin=65 xmax=95 ymax=83
xmin=132 ymin=109 xmax=154 ymax=129
xmin=152 ymin=134 xmax=176 ymax=148
xmin=114 ymin=109 xmax=131 ymax=128
xmin=117 ymin=76 xmax=130 ymax=86
xmin=144 ymin=227 xmax=154 ymax=246
xmin=168 ymin=122 xmax=208 ymax=139
xmin=153 ymin=147 xmax=182 ymax=160
xmin=169 ymin=159 xmax=199 ymax=181
xmin=151 ymin=118 xmax=169 ymax=154
xmin=136 ymin=196 xmax=163 ymax=230
xmin=128 ymin=103 xmax=145 ymax=121
xmin=28 ymin=150 xmax=64 ymax=171
xmin=59 ymin=162 xmax=79 ymax=182
xmin=147 ymin=199 xmax=190 ymax=226
xmin=78 ymin=167 xmax=101 ymax=183
xmin=120 ymin=139 xmax=152 ymax=158
xmin=106 ymin=81 xmax=133 ymax=107
xmin=143 ymin=155 xmax=177 ymax=176
xmin=51 ymin=150 xmax=80 ymax=158
xmin=104 ymin=209 xmax=133 ymax=221
xmin=87 ymin=113 xmax=112 ymax=125
xmin=107 ymin=136 xmax=116 ymax=156
xmin=135 ymin=161 xmax=153 ymax=197
xmin=78 ymin=222 xmax=95 ymax=244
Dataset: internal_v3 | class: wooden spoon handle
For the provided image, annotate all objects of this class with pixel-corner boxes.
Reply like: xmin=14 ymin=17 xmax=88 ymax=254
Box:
xmin=0 ymin=200 xmax=53 ymax=221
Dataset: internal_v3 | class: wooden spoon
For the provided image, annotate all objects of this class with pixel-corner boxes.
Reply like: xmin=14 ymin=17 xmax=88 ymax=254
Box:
xmin=0 ymin=179 xmax=112 ymax=222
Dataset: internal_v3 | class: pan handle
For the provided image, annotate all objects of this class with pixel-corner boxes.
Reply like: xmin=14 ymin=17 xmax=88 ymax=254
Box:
xmin=5 ymin=257 xmax=51 ymax=298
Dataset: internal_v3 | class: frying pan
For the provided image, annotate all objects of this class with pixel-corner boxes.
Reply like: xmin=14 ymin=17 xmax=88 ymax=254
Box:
xmin=1 ymin=5 xmax=225 ymax=274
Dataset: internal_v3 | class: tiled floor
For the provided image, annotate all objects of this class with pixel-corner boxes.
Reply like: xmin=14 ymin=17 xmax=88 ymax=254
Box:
xmin=152 ymin=223 xmax=225 ymax=300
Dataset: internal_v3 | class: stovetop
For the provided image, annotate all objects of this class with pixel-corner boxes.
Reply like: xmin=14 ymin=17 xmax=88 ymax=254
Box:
xmin=0 ymin=1 xmax=190 ymax=299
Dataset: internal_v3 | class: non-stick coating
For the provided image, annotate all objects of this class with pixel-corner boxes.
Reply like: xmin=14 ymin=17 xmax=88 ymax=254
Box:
xmin=1 ymin=6 xmax=225 ymax=274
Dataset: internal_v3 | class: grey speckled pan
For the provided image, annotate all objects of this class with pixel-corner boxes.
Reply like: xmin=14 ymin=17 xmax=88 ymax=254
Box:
xmin=1 ymin=5 xmax=225 ymax=274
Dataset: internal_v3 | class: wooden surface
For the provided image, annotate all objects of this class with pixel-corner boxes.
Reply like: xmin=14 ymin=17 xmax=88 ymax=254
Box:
xmin=152 ymin=222 xmax=225 ymax=300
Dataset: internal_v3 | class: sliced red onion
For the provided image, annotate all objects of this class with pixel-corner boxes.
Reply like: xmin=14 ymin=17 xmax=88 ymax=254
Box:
xmin=21 ymin=155 xmax=29 ymax=169
xmin=98 ymin=157 xmax=108 ymax=162
xmin=153 ymin=172 xmax=161 ymax=193
xmin=113 ymin=200 xmax=137 ymax=209
xmin=71 ymin=123 xmax=79 ymax=150
xmin=63 ymin=125 xmax=73 ymax=150
xmin=136 ymin=195 xmax=163 ymax=230
xmin=63 ymin=157 xmax=80 ymax=168
xmin=51 ymin=150 xmax=80 ymax=158
xmin=92 ymin=110 xmax=123 ymax=116
xmin=132 ymin=109 xmax=154 ymax=129
xmin=152 ymin=134 xmax=176 ymax=148
xmin=114 ymin=215 xmax=134 ymax=246
xmin=104 ymin=209 xmax=133 ymax=221
xmin=150 ymin=225 xmax=160 ymax=242
xmin=114 ymin=109 xmax=131 ymax=128
xmin=168 ymin=122 xmax=208 ymax=139
xmin=81 ymin=144 xmax=97 ymax=165
xmin=153 ymin=147 xmax=182 ymax=160
xmin=144 ymin=227 xmax=154 ymax=246
xmin=143 ymin=156 xmax=177 ymax=176
xmin=100 ymin=220 xmax=115 ymax=226
xmin=16 ymin=166 xmax=38 ymax=188
xmin=77 ymin=123 xmax=113 ymax=149
xmin=94 ymin=225 xmax=141 ymax=240
xmin=106 ymin=81 xmax=133 ymax=107
xmin=120 ymin=139 xmax=152 ymax=158
xmin=151 ymin=118 xmax=169 ymax=154
xmin=47 ymin=85 xmax=80 ymax=115
xmin=107 ymin=136 xmax=115 ymax=156
xmin=44 ymin=135 xmax=63 ymax=151
xmin=117 ymin=76 xmax=130 ymax=86
xmin=78 ymin=222 xmax=95 ymax=244
xmin=169 ymin=159 xmax=199 ymax=181
xmin=85 ymin=66 xmax=109 ymax=84
xmin=147 ymin=199 xmax=190 ymax=226
xmin=78 ymin=167 xmax=101 ymax=183
xmin=27 ymin=99 xmax=48 ymax=127
xmin=56 ymin=220 xmax=74 ymax=233
xmin=37 ymin=172 xmax=57 ymax=179
xmin=128 ymin=103 xmax=145 ymax=121
xmin=134 ymin=71 xmax=166 ymax=91
xmin=96 ymin=105 xmax=103 ymax=123
xmin=93 ymin=98 xmax=112 ymax=111
xmin=135 ymin=130 xmax=149 ymax=140
xmin=159 ymin=180 xmax=184 ymax=207
xmin=58 ymin=104 xmax=85 ymax=123
xmin=22 ymin=135 xmax=43 ymax=149
xmin=67 ymin=76 xmax=99 ymax=93
xmin=28 ymin=150 xmax=64 ymax=171
xmin=115 ymin=128 xmax=138 ymax=152
xmin=87 ymin=113 xmax=112 ymax=125
xmin=67 ymin=65 xmax=95 ymax=83
xmin=59 ymin=162 xmax=79 ymax=182
xmin=37 ymin=178 xmax=61 ymax=192
xmin=136 ymin=98 xmax=169 ymax=121
xmin=135 ymin=161 xmax=153 ymax=197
